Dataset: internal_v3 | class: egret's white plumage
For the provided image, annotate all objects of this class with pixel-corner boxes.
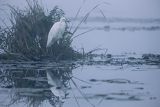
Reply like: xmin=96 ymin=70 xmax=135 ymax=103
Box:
xmin=46 ymin=17 xmax=66 ymax=48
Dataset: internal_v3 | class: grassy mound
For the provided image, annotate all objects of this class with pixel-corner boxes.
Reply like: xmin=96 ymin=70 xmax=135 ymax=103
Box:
xmin=0 ymin=0 xmax=82 ymax=60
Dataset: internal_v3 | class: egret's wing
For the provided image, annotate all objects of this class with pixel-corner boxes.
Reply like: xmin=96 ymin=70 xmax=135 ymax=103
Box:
xmin=46 ymin=21 xmax=66 ymax=47
xmin=47 ymin=22 xmax=60 ymax=47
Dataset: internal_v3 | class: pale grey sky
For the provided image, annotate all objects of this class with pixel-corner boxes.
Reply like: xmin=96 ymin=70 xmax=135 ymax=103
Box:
xmin=1 ymin=0 xmax=160 ymax=18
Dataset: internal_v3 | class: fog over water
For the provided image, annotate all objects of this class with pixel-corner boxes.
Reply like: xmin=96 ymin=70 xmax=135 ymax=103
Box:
xmin=0 ymin=1 xmax=160 ymax=107
xmin=0 ymin=0 xmax=160 ymax=54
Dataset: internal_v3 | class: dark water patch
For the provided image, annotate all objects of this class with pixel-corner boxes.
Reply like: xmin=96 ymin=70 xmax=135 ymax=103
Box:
xmin=111 ymin=92 xmax=129 ymax=96
xmin=89 ymin=79 xmax=98 ymax=82
xmin=94 ymin=94 xmax=108 ymax=98
xmin=149 ymin=97 xmax=157 ymax=100
xmin=77 ymin=91 xmax=145 ymax=101
xmin=80 ymin=85 xmax=92 ymax=89
xmin=135 ymin=87 xmax=144 ymax=90
xmin=89 ymin=78 xmax=144 ymax=85
xmin=112 ymin=26 xmax=160 ymax=32
xmin=105 ymin=95 xmax=142 ymax=101
xmin=101 ymin=79 xmax=132 ymax=84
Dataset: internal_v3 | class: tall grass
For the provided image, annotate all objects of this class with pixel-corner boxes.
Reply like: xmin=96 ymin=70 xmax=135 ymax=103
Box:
xmin=0 ymin=0 xmax=81 ymax=60
xmin=0 ymin=0 xmax=109 ymax=60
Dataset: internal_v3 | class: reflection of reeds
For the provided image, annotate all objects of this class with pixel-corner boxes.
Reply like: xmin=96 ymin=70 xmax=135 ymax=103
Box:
xmin=0 ymin=62 xmax=73 ymax=107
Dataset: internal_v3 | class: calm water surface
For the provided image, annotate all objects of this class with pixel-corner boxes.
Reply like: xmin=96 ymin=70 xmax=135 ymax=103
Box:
xmin=0 ymin=1 xmax=160 ymax=107
xmin=0 ymin=55 xmax=160 ymax=107
xmin=71 ymin=20 xmax=160 ymax=54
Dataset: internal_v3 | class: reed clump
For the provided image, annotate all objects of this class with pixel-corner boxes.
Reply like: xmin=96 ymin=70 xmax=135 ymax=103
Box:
xmin=0 ymin=0 xmax=82 ymax=60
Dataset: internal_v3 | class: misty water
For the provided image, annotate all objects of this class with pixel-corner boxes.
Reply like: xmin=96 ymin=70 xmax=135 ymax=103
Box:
xmin=1 ymin=17 xmax=160 ymax=107
xmin=0 ymin=53 xmax=160 ymax=107
xmin=1 ymin=1 xmax=160 ymax=107
xmin=71 ymin=18 xmax=160 ymax=54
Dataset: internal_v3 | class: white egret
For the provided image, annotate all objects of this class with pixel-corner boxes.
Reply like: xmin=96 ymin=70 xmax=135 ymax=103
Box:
xmin=46 ymin=17 xmax=67 ymax=48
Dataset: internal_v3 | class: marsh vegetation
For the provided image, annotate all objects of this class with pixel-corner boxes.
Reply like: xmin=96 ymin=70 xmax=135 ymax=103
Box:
xmin=0 ymin=0 xmax=82 ymax=60
xmin=0 ymin=0 xmax=160 ymax=107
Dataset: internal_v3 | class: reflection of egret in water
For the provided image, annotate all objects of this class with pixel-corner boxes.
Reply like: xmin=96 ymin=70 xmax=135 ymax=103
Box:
xmin=47 ymin=70 xmax=67 ymax=99
xmin=0 ymin=62 xmax=73 ymax=107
